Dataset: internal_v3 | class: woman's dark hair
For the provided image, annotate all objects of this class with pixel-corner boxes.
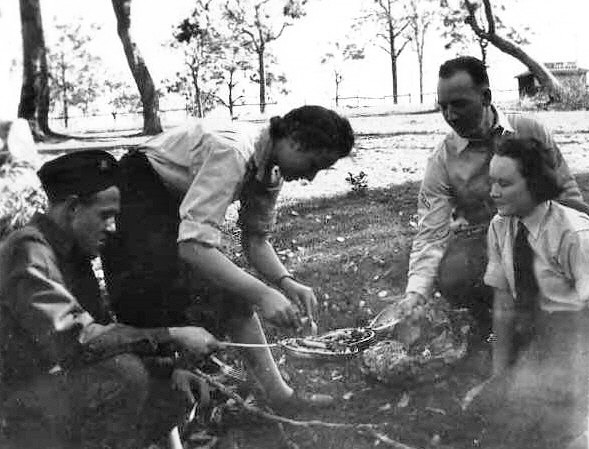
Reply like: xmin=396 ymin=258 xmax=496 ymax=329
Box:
xmin=269 ymin=105 xmax=354 ymax=158
xmin=439 ymin=56 xmax=489 ymax=88
xmin=494 ymin=137 xmax=563 ymax=203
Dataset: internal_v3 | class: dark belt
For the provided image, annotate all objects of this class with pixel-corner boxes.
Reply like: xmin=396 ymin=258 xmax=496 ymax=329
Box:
xmin=452 ymin=223 xmax=488 ymax=237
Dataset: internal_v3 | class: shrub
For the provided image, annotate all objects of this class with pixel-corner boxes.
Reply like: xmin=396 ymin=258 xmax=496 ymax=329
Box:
xmin=520 ymin=81 xmax=589 ymax=111
xmin=345 ymin=170 xmax=368 ymax=196
xmin=0 ymin=161 xmax=47 ymax=240
xmin=555 ymin=81 xmax=589 ymax=110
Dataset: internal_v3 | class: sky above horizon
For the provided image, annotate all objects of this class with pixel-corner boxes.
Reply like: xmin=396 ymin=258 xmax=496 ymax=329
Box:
xmin=1 ymin=0 xmax=589 ymax=118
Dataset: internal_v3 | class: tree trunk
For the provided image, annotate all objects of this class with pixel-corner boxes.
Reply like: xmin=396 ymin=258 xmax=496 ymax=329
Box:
xmin=387 ymin=19 xmax=398 ymax=104
xmin=195 ymin=84 xmax=203 ymax=118
xmin=391 ymin=54 xmax=398 ymax=104
xmin=228 ymin=86 xmax=234 ymax=118
xmin=191 ymin=66 xmax=203 ymax=118
xmin=18 ymin=0 xmax=51 ymax=139
xmin=418 ymin=56 xmax=424 ymax=104
xmin=111 ymin=0 xmax=162 ymax=134
xmin=257 ymin=45 xmax=266 ymax=114
xmin=61 ymin=56 xmax=69 ymax=128
xmin=228 ymin=72 xmax=235 ymax=119
xmin=335 ymin=73 xmax=341 ymax=107
xmin=484 ymin=33 xmax=563 ymax=100
xmin=478 ymin=38 xmax=488 ymax=65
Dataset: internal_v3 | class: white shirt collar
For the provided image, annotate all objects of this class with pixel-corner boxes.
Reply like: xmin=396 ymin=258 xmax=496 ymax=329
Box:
xmin=252 ymin=126 xmax=275 ymax=182
xmin=454 ymin=106 xmax=515 ymax=154
xmin=520 ymin=201 xmax=550 ymax=240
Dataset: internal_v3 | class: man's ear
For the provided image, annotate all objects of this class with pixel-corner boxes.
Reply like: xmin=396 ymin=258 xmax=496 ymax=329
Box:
xmin=64 ymin=194 xmax=81 ymax=218
xmin=482 ymin=87 xmax=492 ymax=106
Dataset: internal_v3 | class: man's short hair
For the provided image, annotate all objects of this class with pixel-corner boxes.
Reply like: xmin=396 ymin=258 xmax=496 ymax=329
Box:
xmin=494 ymin=137 xmax=563 ymax=203
xmin=38 ymin=150 xmax=118 ymax=203
xmin=439 ymin=56 xmax=489 ymax=87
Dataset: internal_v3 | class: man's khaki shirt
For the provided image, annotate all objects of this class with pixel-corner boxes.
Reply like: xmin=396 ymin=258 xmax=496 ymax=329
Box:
xmin=0 ymin=214 xmax=173 ymax=392
xmin=406 ymin=108 xmax=586 ymax=298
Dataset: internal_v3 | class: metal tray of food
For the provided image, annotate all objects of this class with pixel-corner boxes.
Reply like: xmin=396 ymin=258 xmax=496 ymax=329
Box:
xmin=279 ymin=327 xmax=376 ymax=361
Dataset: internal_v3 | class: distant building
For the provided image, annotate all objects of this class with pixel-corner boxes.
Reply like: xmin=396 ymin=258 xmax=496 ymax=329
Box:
xmin=515 ymin=62 xmax=588 ymax=97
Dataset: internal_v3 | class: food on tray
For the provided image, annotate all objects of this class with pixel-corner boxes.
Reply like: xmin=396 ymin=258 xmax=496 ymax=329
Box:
xmin=361 ymin=296 xmax=473 ymax=385
xmin=282 ymin=327 xmax=375 ymax=357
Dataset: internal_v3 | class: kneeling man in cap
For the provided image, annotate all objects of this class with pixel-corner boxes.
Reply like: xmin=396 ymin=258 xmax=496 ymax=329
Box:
xmin=0 ymin=150 xmax=218 ymax=449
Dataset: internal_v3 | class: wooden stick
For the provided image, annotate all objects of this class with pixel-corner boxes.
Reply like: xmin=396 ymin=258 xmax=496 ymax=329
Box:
xmin=219 ymin=341 xmax=278 ymax=348
xmin=191 ymin=366 xmax=418 ymax=449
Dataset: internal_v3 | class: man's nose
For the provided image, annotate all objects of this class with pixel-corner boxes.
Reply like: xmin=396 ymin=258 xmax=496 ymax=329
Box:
xmin=105 ymin=217 xmax=116 ymax=233
xmin=490 ymin=184 xmax=500 ymax=198
xmin=444 ymin=107 xmax=457 ymax=122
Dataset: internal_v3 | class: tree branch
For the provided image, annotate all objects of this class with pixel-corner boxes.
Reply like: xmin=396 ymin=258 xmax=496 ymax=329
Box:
xmin=481 ymin=0 xmax=495 ymax=35
xmin=240 ymin=28 xmax=260 ymax=52
xmin=377 ymin=43 xmax=392 ymax=55
xmin=272 ymin=22 xmax=291 ymax=41
xmin=464 ymin=0 xmax=490 ymax=41
xmin=191 ymin=367 xmax=418 ymax=449
xmin=393 ymin=20 xmax=411 ymax=38
xmin=395 ymin=39 xmax=411 ymax=58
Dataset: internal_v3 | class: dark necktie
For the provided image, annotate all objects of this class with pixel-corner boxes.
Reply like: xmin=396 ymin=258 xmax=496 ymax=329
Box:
xmin=513 ymin=221 xmax=539 ymax=312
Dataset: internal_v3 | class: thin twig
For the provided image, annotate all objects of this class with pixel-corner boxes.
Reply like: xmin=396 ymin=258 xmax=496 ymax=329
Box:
xmin=192 ymin=367 xmax=418 ymax=449
xmin=274 ymin=420 xmax=301 ymax=449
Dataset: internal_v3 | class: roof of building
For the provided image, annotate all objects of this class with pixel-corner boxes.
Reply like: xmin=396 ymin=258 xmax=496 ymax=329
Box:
xmin=516 ymin=61 xmax=588 ymax=78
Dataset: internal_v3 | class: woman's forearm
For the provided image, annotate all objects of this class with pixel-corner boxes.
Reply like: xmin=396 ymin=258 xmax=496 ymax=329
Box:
xmin=241 ymin=233 xmax=290 ymax=284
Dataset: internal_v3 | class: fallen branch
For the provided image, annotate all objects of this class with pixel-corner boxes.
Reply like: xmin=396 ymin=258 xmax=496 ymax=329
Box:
xmin=275 ymin=420 xmax=301 ymax=449
xmin=192 ymin=367 xmax=418 ymax=449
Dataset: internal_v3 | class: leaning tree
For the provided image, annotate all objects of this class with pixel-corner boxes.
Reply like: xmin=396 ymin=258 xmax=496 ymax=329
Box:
xmin=442 ymin=0 xmax=563 ymax=100
xmin=18 ymin=0 xmax=51 ymax=139
xmin=111 ymin=0 xmax=162 ymax=134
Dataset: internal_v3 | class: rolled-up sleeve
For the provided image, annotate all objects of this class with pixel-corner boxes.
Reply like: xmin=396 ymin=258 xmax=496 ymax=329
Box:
xmin=406 ymin=144 xmax=453 ymax=297
xmin=562 ymin=229 xmax=589 ymax=305
xmin=483 ymin=220 xmax=510 ymax=292
xmin=178 ymin=141 xmax=247 ymax=247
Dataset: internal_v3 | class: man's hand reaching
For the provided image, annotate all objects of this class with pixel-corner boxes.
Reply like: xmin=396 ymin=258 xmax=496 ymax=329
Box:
xmin=169 ymin=326 xmax=219 ymax=359
xmin=371 ymin=292 xmax=427 ymax=328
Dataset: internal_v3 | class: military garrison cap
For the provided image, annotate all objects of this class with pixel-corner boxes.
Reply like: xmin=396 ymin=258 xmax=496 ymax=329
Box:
xmin=37 ymin=150 xmax=118 ymax=199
